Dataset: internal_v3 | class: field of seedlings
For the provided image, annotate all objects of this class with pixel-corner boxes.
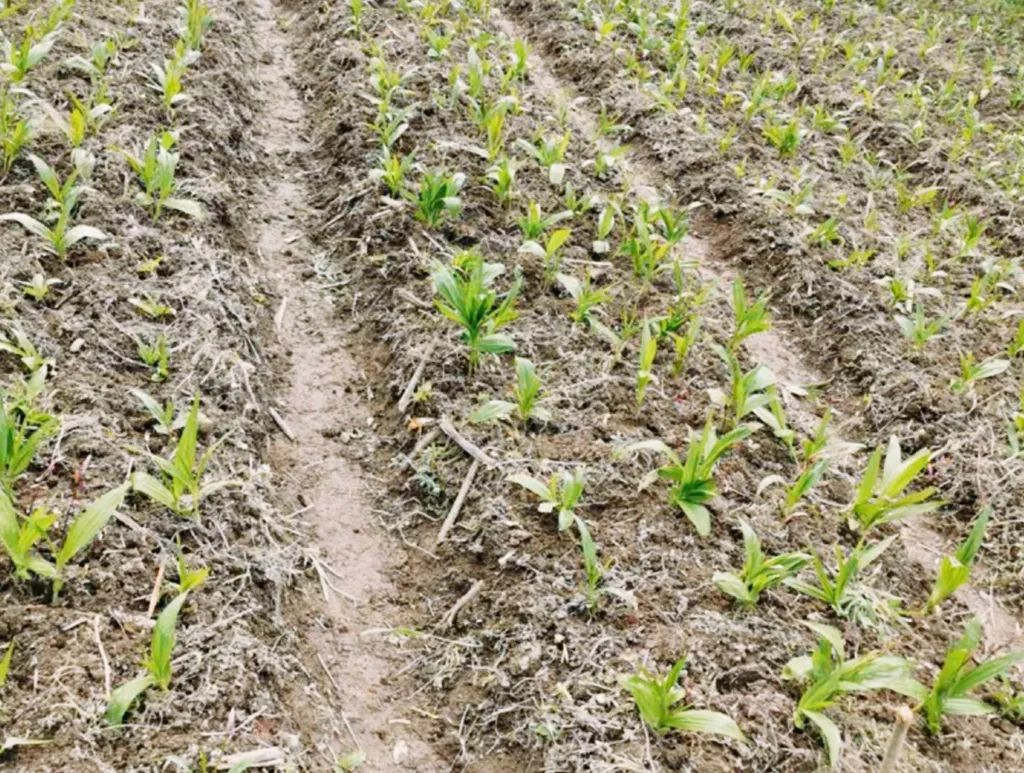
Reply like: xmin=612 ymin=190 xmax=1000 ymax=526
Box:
xmin=1 ymin=0 xmax=1023 ymax=770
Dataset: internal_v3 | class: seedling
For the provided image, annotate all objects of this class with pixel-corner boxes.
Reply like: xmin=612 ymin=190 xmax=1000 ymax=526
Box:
xmin=517 ymin=200 xmax=571 ymax=240
xmin=369 ymin=148 xmax=412 ymax=197
xmin=178 ymin=0 xmax=213 ymax=51
xmin=519 ymin=228 xmax=570 ymax=284
xmin=924 ymin=507 xmax=990 ymax=613
xmin=19 ymin=273 xmax=59 ymax=301
xmin=508 ymin=469 xmax=583 ymax=532
xmin=0 ymin=88 xmax=31 ymax=173
xmin=151 ymin=42 xmax=198 ymax=114
xmin=132 ymin=389 xmax=183 ymax=436
xmin=515 ymin=131 xmax=569 ymax=184
xmin=710 ymin=346 xmax=775 ymax=427
xmin=634 ymin=320 xmax=657 ymax=407
xmin=1008 ymin=320 xmax=1024 ymax=358
xmin=106 ymin=570 xmax=207 ymax=725
xmin=620 ymin=418 xmax=752 ymax=536
xmin=0 ymin=491 xmax=57 ymax=580
xmin=485 ymin=156 xmax=517 ymax=205
xmin=432 ymin=250 xmax=520 ymax=370
xmin=786 ymin=536 xmax=895 ymax=617
xmin=920 ymin=618 xmax=1024 ymax=735
xmin=728 ymin=277 xmax=770 ymax=350
xmin=131 ymin=395 xmax=233 ymax=518
xmin=130 ymin=296 xmax=175 ymax=319
xmin=51 ymin=483 xmax=131 ymax=600
xmin=0 ymin=155 xmax=106 ymax=258
xmin=713 ymin=519 xmax=809 ymax=605
xmin=850 ymin=436 xmax=942 ymax=533
xmin=557 ymin=271 xmax=610 ymax=327
xmin=783 ymin=622 xmax=924 ymax=768
xmin=949 ymin=353 xmax=1009 ymax=395
xmin=118 ymin=131 xmax=203 ymax=220
xmin=411 ymin=169 xmax=464 ymax=227
xmin=577 ymin=518 xmax=610 ymax=611
xmin=761 ymin=459 xmax=828 ymax=517
xmin=622 ymin=656 xmax=745 ymax=741
xmin=1 ymin=30 xmax=58 ymax=82
xmin=469 ymin=357 xmax=550 ymax=425
xmin=0 ymin=390 xmax=57 ymax=494
xmin=137 ymin=334 xmax=170 ymax=382
xmin=896 ymin=304 xmax=946 ymax=349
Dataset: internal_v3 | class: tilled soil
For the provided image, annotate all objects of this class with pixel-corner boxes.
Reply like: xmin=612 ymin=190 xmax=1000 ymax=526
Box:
xmin=1 ymin=0 xmax=1022 ymax=771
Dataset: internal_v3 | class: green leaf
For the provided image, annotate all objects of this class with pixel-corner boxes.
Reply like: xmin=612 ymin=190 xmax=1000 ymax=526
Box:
xmin=132 ymin=471 xmax=177 ymax=510
xmin=469 ymin=400 xmax=514 ymax=424
xmin=105 ymin=673 xmax=156 ymax=726
xmin=146 ymin=591 xmax=191 ymax=690
xmin=0 ymin=640 xmax=12 ymax=687
xmin=54 ymin=483 xmax=130 ymax=575
xmin=801 ymin=709 xmax=842 ymax=769
xmin=664 ymin=709 xmax=746 ymax=742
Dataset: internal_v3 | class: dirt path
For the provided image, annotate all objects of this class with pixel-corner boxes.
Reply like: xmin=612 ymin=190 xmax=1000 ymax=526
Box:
xmin=249 ymin=0 xmax=447 ymax=768
xmin=493 ymin=4 xmax=1022 ymax=651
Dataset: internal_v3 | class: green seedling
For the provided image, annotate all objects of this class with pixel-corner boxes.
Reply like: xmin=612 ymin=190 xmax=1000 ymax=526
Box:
xmin=517 ymin=200 xmax=571 ymax=240
xmin=622 ymin=656 xmax=746 ymax=741
xmin=557 ymin=271 xmax=610 ymax=327
xmin=783 ymin=622 xmax=924 ymax=769
xmin=592 ymin=205 xmax=616 ymax=254
xmin=369 ymin=148 xmax=412 ymax=197
xmin=508 ymin=469 xmax=583 ymax=532
xmin=1008 ymin=320 xmax=1024 ymax=359
xmin=66 ymin=39 xmax=118 ymax=80
xmin=40 ymin=94 xmax=111 ymax=148
xmin=0 ymin=326 xmax=50 ymax=373
xmin=786 ymin=536 xmax=895 ymax=617
xmin=132 ymin=389 xmax=183 ymax=436
xmin=925 ymin=507 xmax=991 ymax=613
xmin=0 ymin=87 xmax=31 ymax=173
xmin=713 ymin=519 xmax=809 ymax=605
xmin=519 ymin=228 xmax=570 ymax=284
xmin=411 ymin=170 xmax=464 ymax=227
xmin=896 ymin=304 xmax=946 ymax=349
xmin=920 ymin=618 xmax=1024 ymax=735
xmin=106 ymin=570 xmax=207 ymax=725
xmin=761 ymin=459 xmax=829 ymax=516
xmin=51 ymin=483 xmax=130 ymax=600
xmin=577 ymin=518 xmax=611 ymax=611
xmin=130 ymin=296 xmax=175 ymax=319
xmin=949 ymin=353 xmax=1009 ymax=395
xmin=470 ymin=356 xmax=550 ymax=425
xmin=432 ymin=250 xmax=520 ymax=370
xmin=20 ymin=273 xmax=60 ymax=301
xmin=710 ymin=346 xmax=775 ymax=427
xmin=131 ymin=396 xmax=233 ymax=518
xmin=178 ymin=0 xmax=213 ymax=51
xmin=485 ymin=156 xmax=517 ymax=205
xmin=620 ymin=418 xmax=751 ymax=536
xmin=634 ymin=320 xmax=658 ymax=407
xmin=0 ymin=639 xmax=11 ymax=687
xmin=0 ymin=155 xmax=106 ymax=258
xmin=0 ymin=491 xmax=57 ymax=580
xmin=515 ymin=131 xmax=569 ymax=184
xmin=137 ymin=334 xmax=170 ymax=382
xmin=850 ymin=436 xmax=942 ymax=533
xmin=729 ymin=277 xmax=770 ymax=350
xmin=118 ymin=131 xmax=203 ymax=220
xmin=0 ymin=390 xmax=57 ymax=494
xmin=1 ymin=30 xmax=58 ymax=82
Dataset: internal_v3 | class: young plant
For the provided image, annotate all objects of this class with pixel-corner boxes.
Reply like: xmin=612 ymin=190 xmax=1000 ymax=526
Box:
xmin=519 ymin=227 xmax=570 ymax=284
xmin=150 ymin=43 xmax=198 ymax=114
xmin=508 ymin=469 xmax=584 ymax=532
xmin=949 ymin=353 xmax=1009 ymax=395
xmin=369 ymin=148 xmax=412 ymax=197
xmin=485 ymin=156 xmax=517 ymax=205
xmin=920 ymin=618 xmax=1024 ymax=735
xmin=0 ymin=491 xmax=57 ymax=581
xmin=710 ymin=346 xmax=775 ymax=427
xmin=515 ymin=131 xmax=570 ymax=184
xmin=620 ymin=418 xmax=752 ymax=536
xmin=136 ymin=334 xmax=170 ymax=382
xmin=469 ymin=356 xmax=550 ymax=425
xmin=411 ymin=169 xmax=464 ymax=227
xmin=896 ymin=304 xmax=946 ymax=349
xmin=1 ymin=30 xmax=58 ymax=82
xmin=131 ymin=396 xmax=232 ymax=518
xmin=557 ymin=271 xmax=610 ymax=327
xmin=517 ymin=200 xmax=571 ymax=240
xmin=622 ymin=656 xmax=746 ymax=741
xmin=762 ymin=459 xmax=828 ymax=517
xmin=713 ymin=519 xmax=809 ymax=605
xmin=634 ymin=320 xmax=658 ymax=408
xmin=924 ymin=507 xmax=991 ymax=614
xmin=105 ymin=570 xmax=206 ymax=725
xmin=786 ymin=537 xmax=896 ymax=618
xmin=850 ymin=436 xmax=942 ymax=533
xmin=118 ymin=131 xmax=202 ymax=220
xmin=132 ymin=389 xmax=182 ymax=436
xmin=178 ymin=0 xmax=213 ymax=51
xmin=728 ymin=277 xmax=770 ymax=350
xmin=577 ymin=517 xmax=611 ymax=611
xmin=0 ymin=388 xmax=57 ymax=495
xmin=0 ymin=88 xmax=31 ymax=173
xmin=783 ymin=622 xmax=924 ymax=769
xmin=431 ymin=250 xmax=520 ymax=370
xmin=0 ymin=155 xmax=106 ymax=258
xmin=51 ymin=483 xmax=131 ymax=600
